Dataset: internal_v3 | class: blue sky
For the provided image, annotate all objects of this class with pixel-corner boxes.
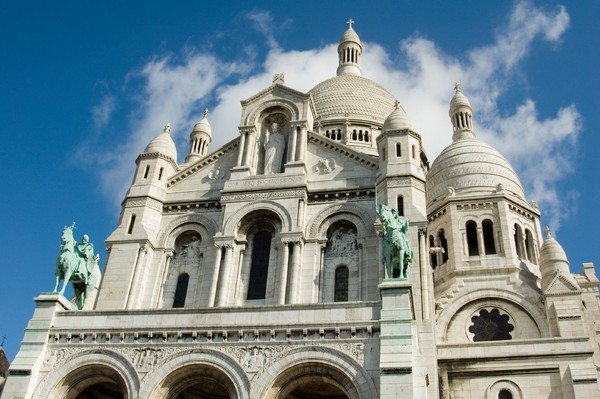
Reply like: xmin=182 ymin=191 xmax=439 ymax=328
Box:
xmin=1 ymin=1 xmax=598 ymax=361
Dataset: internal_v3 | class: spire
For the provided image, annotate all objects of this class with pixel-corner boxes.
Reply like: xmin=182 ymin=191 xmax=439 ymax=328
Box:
xmin=336 ymin=19 xmax=363 ymax=77
xmin=449 ymin=83 xmax=475 ymax=141
xmin=186 ymin=108 xmax=212 ymax=163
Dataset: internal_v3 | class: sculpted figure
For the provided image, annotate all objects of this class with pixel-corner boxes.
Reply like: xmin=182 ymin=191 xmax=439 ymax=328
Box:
xmin=53 ymin=223 xmax=100 ymax=309
xmin=264 ymin=122 xmax=285 ymax=174
xmin=376 ymin=204 xmax=413 ymax=280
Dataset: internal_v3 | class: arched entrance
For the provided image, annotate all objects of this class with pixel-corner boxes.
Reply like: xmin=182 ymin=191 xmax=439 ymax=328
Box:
xmin=51 ymin=364 xmax=128 ymax=399
xmin=153 ymin=364 xmax=238 ymax=399
xmin=265 ymin=362 xmax=358 ymax=399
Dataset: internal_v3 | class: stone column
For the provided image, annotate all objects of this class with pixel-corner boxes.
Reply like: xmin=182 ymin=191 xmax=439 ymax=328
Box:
xmin=208 ymin=245 xmax=223 ymax=307
xmin=217 ymin=244 xmax=234 ymax=306
xmin=288 ymin=241 xmax=302 ymax=304
xmin=476 ymin=226 xmax=485 ymax=255
xmin=278 ymin=241 xmax=290 ymax=304
xmin=297 ymin=124 xmax=308 ymax=161
xmin=126 ymin=244 xmax=147 ymax=309
xmin=237 ymin=131 xmax=247 ymax=166
xmin=288 ymin=124 xmax=298 ymax=163
xmin=318 ymin=244 xmax=326 ymax=303
xmin=419 ymin=229 xmax=430 ymax=320
xmin=245 ymin=129 xmax=256 ymax=169
xmin=155 ymin=250 xmax=173 ymax=307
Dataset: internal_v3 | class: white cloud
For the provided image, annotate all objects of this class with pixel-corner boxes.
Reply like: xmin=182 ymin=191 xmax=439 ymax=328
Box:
xmin=88 ymin=2 xmax=580 ymax=230
xmin=91 ymin=95 xmax=116 ymax=130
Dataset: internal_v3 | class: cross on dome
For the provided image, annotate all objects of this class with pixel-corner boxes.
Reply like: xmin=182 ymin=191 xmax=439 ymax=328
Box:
xmin=203 ymin=108 xmax=209 ymax=118
xmin=454 ymin=82 xmax=461 ymax=93
xmin=347 ymin=18 xmax=354 ymax=29
xmin=163 ymin=123 xmax=171 ymax=133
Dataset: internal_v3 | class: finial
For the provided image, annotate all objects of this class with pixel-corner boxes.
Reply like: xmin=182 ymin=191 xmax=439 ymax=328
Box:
xmin=454 ymin=82 xmax=461 ymax=93
xmin=394 ymin=100 xmax=400 ymax=109
xmin=545 ymin=226 xmax=552 ymax=239
xmin=273 ymin=73 xmax=285 ymax=85
xmin=347 ymin=18 xmax=354 ymax=29
xmin=203 ymin=108 xmax=209 ymax=118
xmin=163 ymin=123 xmax=171 ymax=133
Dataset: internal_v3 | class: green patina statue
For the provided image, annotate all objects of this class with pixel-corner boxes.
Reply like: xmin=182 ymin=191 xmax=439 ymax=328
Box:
xmin=376 ymin=204 xmax=413 ymax=280
xmin=53 ymin=223 xmax=99 ymax=310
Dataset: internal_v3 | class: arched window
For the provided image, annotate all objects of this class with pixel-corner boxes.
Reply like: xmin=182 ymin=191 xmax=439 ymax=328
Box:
xmin=438 ymin=229 xmax=449 ymax=263
xmin=352 ymin=129 xmax=357 ymax=140
xmin=429 ymin=235 xmax=438 ymax=269
xmin=466 ymin=221 xmax=479 ymax=256
xmin=396 ymin=196 xmax=404 ymax=217
xmin=482 ymin=219 xmax=496 ymax=254
xmin=247 ymin=231 xmax=272 ymax=300
xmin=334 ymin=266 xmax=349 ymax=302
xmin=173 ymin=273 xmax=190 ymax=308
xmin=514 ymin=224 xmax=524 ymax=258
xmin=525 ymin=229 xmax=536 ymax=263
xmin=498 ymin=390 xmax=513 ymax=399
xmin=396 ymin=143 xmax=402 ymax=157
xmin=364 ymin=132 xmax=370 ymax=142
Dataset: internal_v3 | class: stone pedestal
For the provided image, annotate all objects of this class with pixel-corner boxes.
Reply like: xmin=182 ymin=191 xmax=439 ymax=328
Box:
xmin=379 ymin=280 xmax=415 ymax=399
xmin=2 ymin=293 xmax=73 ymax=398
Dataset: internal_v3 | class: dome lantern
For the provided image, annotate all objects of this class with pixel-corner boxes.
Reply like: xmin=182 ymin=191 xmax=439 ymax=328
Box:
xmin=449 ymin=83 xmax=475 ymax=141
xmin=336 ymin=19 xmax=363 ymax=77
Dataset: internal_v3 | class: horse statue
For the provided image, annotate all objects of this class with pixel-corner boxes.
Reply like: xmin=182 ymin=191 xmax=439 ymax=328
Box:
xmin=376 ymin=204 xmax=414 ymax=280
xmin=53 ymin=223 xmax=98 ymax=310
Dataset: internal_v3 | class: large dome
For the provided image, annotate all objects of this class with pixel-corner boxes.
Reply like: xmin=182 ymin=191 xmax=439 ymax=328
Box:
xmin=426 ymin=138 xmax=525 ymax=206
xmin=308 ymin=74 xmax=396 ymax=126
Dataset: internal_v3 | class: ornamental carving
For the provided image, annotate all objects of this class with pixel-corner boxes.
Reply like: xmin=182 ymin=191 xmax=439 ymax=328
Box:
xmin=313 ymin=158 xmax=337 ymax=174
xmin=221 ymin=189 xmax=304 ymax=202
xmin=326 ymin=226 xmax=358 ymax=258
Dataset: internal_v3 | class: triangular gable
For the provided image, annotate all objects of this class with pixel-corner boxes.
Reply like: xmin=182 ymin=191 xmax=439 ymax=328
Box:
xmin=166 ymin=137 xmax=239 ymax=192
xmin=545 ymin=272 xmax=581 ymax=296
xmin=306 ymin=131 xmax=378 ymax=183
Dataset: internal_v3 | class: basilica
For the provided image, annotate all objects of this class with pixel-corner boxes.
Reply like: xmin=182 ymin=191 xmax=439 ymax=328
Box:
xmin=4 ymin=22 xmax=600 ymax=399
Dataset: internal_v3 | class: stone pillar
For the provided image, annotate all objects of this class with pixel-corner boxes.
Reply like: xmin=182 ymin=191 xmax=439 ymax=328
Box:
xmin=126 ymin=244 xmax=147 ymax=309
xmin=297 ymin=125 xmax=307 ymax=161
xmin=237 ymin=131 xmax=247 ymax=166
xmin=419 ymin=229 xmax=430 ymax=320
xmin=3 ymin=294 xmax=74 ymax=398
xmin=278 ymin=241 xmax=290 ymax=304
xmin=217 ymin=245 xmax=234 ymax=306
xmin=379 ymin=281 xmax=415 ymax=398
xmin=288 ymin=125 xmax=298 ymax=163
xmin=476 ymin=226 xmax=485 ymax=255
xmin=208 ymin=245 xmax=223 ymax=307
xmin=246 ymin=129 xmax=256 ymax=169
xmin=288 ymin=241 xmax=302 ymax=304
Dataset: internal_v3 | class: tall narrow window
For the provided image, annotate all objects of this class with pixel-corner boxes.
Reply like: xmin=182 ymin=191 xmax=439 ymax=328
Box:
xmin=173 ymin=273 xmax=189 ymax=308
xmin=127 ymin=214 xmax=136 ymax=235
xmin=525 ymin=229 xmax=535 ymax=263
xmin=247 ymin=231 xmax=272 ymax=300
xmin=514 ymin=224 xmax=524 ymax=258
xmin=143 ymin=165 xmax=150 ymax=179
xmin=158 ymin=167 xmax=164 ymax=180
xmin=334 ymin=266 xmax=349 ymax=302
xmin=396 ymin=196 xmax=404 ymax=216
xmin=482 ymin=219 xmax=496 ymax=254
xmin=412 ymin=145 xmax=417 ymax=159
xmin=438 ymin=229 xmax=449 ymax=263
xmin=396 ymin=143 xmax=402 ymax=157
xmin=429 ymin=235 xmax=438 ymax=268
xmin=466 ymin=221 xmax=479 ymax=256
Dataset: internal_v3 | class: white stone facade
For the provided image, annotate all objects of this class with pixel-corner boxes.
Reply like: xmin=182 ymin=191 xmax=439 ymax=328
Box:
xmin=4 ymin=23 xmax=600 ymax=399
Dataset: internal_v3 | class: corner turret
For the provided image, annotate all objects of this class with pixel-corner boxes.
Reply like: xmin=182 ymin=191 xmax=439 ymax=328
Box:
xmin=449 ymin=83 xmax=475 ymax=141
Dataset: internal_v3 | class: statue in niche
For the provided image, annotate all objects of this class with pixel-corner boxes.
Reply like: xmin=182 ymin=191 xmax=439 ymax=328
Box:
xmin=180 ymin=236 xmax=201 ymax=259
xmin=376 ymin=204 xmax=413 ymax=280
xmin=327 ymin=226 xmax=358 ymax=257
xmin=264 ymin=122 xmax=285 ymax=174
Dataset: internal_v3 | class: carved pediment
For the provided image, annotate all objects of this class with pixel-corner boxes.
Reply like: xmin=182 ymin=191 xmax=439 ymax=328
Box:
xmin=545 ymin=272 xmax=581 ymax=296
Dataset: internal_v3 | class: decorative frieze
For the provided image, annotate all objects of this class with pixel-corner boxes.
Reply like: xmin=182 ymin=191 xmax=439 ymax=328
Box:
xmin=221 ymin=189 xmax=305 ymax=202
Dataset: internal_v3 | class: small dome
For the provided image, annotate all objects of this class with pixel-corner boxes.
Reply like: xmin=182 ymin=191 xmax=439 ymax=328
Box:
xmin=539 ymin=228 xmax=569 ymax=267
xmin=449 ymin=86 xmax=472 ymax=115
xmin=192 ymin=109 xmax=212 ymax=136
xmin=144 ymin=124 xmax=177 ymax=161
xmin=426 ymin=139 xmax=525 ymax=206
xmin=339 ymin=26 xmax=361 ymax=45
xmin=383 ymin=101 xmax=413 ymax=131
xmin=309 ymin=74 xmax=396 ymax=126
